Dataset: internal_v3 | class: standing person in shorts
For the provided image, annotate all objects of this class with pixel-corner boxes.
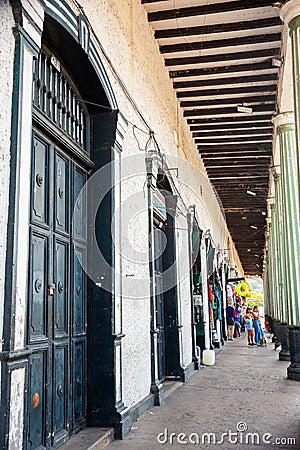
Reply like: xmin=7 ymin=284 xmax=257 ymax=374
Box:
xmin=226 ymin=301 xmax=235 ymax=341
xmin=243 ymin=307 xmax=255 ymax=346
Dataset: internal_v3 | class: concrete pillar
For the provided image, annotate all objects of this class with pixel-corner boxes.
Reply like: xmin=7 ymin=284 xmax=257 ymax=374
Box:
xmin=272 ymin=192 xmax=282 ymax=322
xmin=279 ymin=0 xmax=300 ymax=379
xmin=272 ymin=172 xmax=290 ymax=359
xmin=267 ymin=221 xmax=275 ymax=320
xmin=273 ymin=114 xmax=300 ymax=326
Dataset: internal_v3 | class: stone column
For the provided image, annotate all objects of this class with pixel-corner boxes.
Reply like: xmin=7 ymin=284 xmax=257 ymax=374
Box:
xmin=276 ymin=173 xmax=291 ymax=359
xmin=273 ymin=113 xmax=300 ymax=375
xmin=274 ymin=113 xmax=300 ymax=325
xmin=278 ymin=0 xmax=300 ymax=379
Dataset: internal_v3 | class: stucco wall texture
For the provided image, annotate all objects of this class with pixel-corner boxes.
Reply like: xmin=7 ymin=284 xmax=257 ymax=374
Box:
xmin=74 ymin=0 xmax=242 ymax=264
xmin=0 ymin=0 xmax=14 ymax=356
xmin=0 ymin=0 xmax=244 ymax=427
xmin=70 ymin=0 xmax=242 ymax=407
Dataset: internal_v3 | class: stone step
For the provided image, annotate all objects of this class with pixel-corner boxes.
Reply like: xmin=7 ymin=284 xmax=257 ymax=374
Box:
xmin=59 ymin=428 xmax=114 ymax=450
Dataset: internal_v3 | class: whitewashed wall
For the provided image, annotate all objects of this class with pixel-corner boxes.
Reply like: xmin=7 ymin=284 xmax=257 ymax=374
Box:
xmin=65 ymin=0 xmax=243 ymax=405
xmin=0 ymin=0 xmax=244 ymax=423
xmin=0 ymin=0 xmax=15 ymax=399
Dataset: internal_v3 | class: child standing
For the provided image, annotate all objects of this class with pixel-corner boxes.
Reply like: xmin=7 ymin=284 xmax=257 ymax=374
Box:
xmin=243 ymin=307 xmax=255 ymax=346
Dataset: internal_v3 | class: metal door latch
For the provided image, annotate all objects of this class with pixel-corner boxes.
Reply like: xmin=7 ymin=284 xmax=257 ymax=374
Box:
xmin=48 ymin=283 xmax=56 ymax=296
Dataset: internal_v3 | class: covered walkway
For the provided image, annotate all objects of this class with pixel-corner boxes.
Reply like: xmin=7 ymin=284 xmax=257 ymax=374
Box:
xmin=110 ymin=335 xmax=300 ymax=449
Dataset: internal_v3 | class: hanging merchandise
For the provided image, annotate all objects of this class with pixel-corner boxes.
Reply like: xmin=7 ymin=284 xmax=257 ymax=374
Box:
xmin=208 ymin=282 xmax=214 ymax=322
xmin=235 ymin=281 xmax=251 ymax=297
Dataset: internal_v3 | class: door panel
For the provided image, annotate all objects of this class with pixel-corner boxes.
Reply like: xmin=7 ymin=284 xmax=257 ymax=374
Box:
xmin=74 ymin=248 xmax=85 ymax=335
xmin=73 ymin=340 xmax=85 ymax=423
xmin=52 ymin=345 xmax=68 ymax=442
xmin=32 ymin=138 xmax=49 ymax=225
xmin=54 ymin=240 xmax=68 ymax=337
xmin=55 ymin=153 xmax=69 ymax=233
xmin=29 ymin=232 xmax=48 ymax=341
xmin=73 ymin=168 xmax=86 ymax=240
xmin=28 ymin=130 xmax=88 ymax=449
xmin=27 ymin=352 xmax=47 ymax=450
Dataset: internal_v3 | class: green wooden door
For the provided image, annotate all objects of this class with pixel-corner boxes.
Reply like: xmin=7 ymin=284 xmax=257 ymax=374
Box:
xmin=26 ymin=130 xmax=87 ymax=449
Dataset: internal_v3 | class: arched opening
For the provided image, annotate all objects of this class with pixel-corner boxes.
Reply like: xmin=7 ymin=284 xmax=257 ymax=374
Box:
xmin=26 ymin=14 xmax=117 ymax=449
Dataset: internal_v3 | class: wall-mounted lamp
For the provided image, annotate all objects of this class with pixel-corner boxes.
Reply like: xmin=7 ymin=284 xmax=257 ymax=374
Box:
xmin=250 ymin=225 xmax=258 ymax=230
xmin=237 ymin=104 xmax=253 ymax=114
xmin=246 ymin=190 xmax=256 ymax=196
xmin=272 ymin=56 xmax=283 ymax=68
xmin=203 ymin=229 xmax=211 ymax=239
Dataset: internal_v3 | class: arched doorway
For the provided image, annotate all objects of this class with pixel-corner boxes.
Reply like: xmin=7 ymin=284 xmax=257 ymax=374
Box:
xmin=26 ymin=15 xmax=116 ymax=449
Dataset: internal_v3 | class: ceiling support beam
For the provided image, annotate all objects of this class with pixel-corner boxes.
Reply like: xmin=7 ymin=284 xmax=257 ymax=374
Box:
xmin=193 ymin=128 xmax=273 ymax=137
xmin=198 ymin=143 xmax=272 ymax=151
xmin=181 ymin=94 xmax=276 ymax=107
xmin=167 ymin=49 xmax=281 ymax=67
xmin=157 ymin=17 xmax=282 ymax=39
xmin=174 ymin=73 xmax=278 ymax=89
xmin=148 ymin=0 xmax=276 ymax=22
xmin=190 ymin=122 xmax=273 ymax=131
xmin=177 ymin=85 xmax=277 ymax=98
xmin=189 ymin=114 xmax=273 ymax=124
xmin=184 ymin=104 xmax=275 ymax=116
xmin=161 ymin=33 xmax=281 ymax=54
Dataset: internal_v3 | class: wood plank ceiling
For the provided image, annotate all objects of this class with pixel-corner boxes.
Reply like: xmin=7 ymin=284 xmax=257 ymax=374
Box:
xmin=142 ymin=0 xmax=283 ymax=276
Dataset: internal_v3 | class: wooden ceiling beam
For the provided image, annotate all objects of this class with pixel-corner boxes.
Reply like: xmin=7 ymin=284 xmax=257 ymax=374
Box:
xmin=193 ymin=128 xmax=273 ymax=137
xmin=204 ymin=159 xmax=271 ymax=167
xmin=181 ymin=94 xmax=276 ymax=107
xmin=171 ymin=62 xmax=277 ymax=78
xmin=206 ymin=167 xmax=269 ymax=173
xmin=199 ymin=145 xmax=272 ymax=153
xmin=211 ymin=176 xmax=269 ymax=182
xmin=202 ymin=154 xmax=271 ymax=159
xmin=157 ymin=17 xmax=282 ymax=39
xmin=220 ymin=193 xmax=268 ymax=198
xmin=189 ymin=114 xmax=273 ymax=124
xmin=190 ymin=122 xmax=272 ymax=131
xmin=218 ymin=186 xmax=268 ymax=190
xmin=174 ymin=73 xmax=278 ymax=89
xmin=167 ymin=48 xmax=280 ymax=67
xmin=148 ymin=0 xmax=276 ymax=22
xmin=184 ymin=104 xmax=275 ymax=116
xmin=161 ymin=33 xmax=281 ymax=54
xmin=196 ymin=136 xmax=272 ymax=144
xmin=178 ymin=85 xmax=277 ymax=98
xmin=199 ymin=142 xmax=271 ymax=148
xmin=220 ymin=193 xmax=267 ymax=197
